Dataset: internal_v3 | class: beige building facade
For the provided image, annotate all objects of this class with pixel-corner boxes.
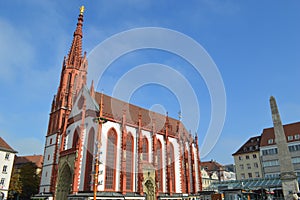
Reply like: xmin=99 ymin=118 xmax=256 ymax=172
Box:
xmin=233 ymin=136 xmax=263 ymax=180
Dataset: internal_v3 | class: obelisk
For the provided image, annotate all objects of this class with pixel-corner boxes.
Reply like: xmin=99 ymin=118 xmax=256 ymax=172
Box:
xmin=270 ymin=96 xmax=299 ymax=200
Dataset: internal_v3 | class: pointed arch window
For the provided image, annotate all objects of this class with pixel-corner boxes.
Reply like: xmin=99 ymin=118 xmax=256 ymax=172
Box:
xmin=84 ymin=128 xmax=95 ymax=191
xmin=169 ymin=143 xmax=176 ymax=192
xmin=126 ymin=134 xmax=134 ymax=191
xmin=72 ymin=128 xmax=79 ymax=149
xmin=156 ymin=140 xmax=163 ymax=192
xmin=65 ymin=73 xmax=72 ymax=107
xmin=105 ymin=129 xmax=117 ymax=190
xmin=142 ymin=137 xmax=149 ymax=161
xmin=181 ymin=142 xmax=187 ymax=193
xmin=66 ymin=73 xmax=72 ymax=93
xmin=73 ymin=74 xmax=78 ymax=103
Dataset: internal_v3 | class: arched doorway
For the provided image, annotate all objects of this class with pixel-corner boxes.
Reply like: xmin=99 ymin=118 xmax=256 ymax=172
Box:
xmin=56 ymin=163 xmax=72 ymax=200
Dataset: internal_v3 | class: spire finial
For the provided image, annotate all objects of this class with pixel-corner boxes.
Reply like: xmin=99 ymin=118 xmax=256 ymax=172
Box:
xmin=80 ymin=5 xmax=85 ymax=15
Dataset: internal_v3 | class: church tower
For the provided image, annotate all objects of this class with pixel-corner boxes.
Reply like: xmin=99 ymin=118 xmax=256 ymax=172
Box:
xmin=39 ymin=6 xmax=87 ymax=194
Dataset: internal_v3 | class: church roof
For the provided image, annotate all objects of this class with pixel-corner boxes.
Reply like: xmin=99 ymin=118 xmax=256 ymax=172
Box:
xmin=94 ymin=92 xmax=194 ymax=140
xmin=260 ymin=121 xmax=300 ymax=147
xmin=0 ymin=137 xmax=17 ymax=153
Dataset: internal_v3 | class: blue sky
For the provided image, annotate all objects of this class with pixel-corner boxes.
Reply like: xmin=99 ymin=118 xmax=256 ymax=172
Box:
xmin=0 ymin=1 xmax=299 ymax=164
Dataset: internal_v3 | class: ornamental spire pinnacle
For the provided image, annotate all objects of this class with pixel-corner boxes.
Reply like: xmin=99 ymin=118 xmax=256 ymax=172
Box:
xmin=80 ymin=5 xmax=85 ymax=15
xmin=66 ymin=6 xmax=85 ymax=68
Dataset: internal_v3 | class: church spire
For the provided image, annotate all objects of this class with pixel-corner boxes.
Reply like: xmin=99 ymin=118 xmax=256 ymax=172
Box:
xmin=66 ymin=6 xmax=84 ymax=68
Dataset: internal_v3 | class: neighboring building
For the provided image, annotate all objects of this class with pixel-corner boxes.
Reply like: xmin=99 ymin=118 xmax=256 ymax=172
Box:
xmin=38 ymin=7 xmax=202 ymax=200
xmin=201 ymin=160 xmax=235 ymax=182
xmin=9 ymin=155 xmax=43 ymax=200
xmin=0 ymin=137 xmax=17 ymax=200
xmin=232 ymin=136 xmax=263 ymax=180
xmin=14 ymin=155 xmax=43 ymax=175
xmin=260 ymin=121 xmax=300 ymax=178
xmin=201 ymin=168 xmax=218 ymax=191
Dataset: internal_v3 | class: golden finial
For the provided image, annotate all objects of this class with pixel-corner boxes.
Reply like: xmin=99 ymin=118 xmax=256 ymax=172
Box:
xmin=80 ymin=5 xmax=85 ymax=15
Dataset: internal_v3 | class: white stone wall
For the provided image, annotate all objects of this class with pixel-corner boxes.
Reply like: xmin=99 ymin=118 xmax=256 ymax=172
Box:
xmin=0 ymin=150 xmax=16 ymax=200
xmin=39 ymin=133 xmax=57 ymax=193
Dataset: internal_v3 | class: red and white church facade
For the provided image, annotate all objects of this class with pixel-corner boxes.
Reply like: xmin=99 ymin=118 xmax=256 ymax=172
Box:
xmin=37 ymin=7 xmax=202 ymax=200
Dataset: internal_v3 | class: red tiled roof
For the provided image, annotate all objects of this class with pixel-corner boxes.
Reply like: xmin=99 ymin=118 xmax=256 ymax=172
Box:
xmin=260 ymin=121 xmax=300 ymax=147
xmin=201 ymin=160 xmax=224 ymax=171
xmin=232 ymin=136 xmax=261 ymax=155
xmin=94 ymin=92 xmax=194 ymax=140
xmin=15 ymin=155 xmax=43 ymax=168
xmin=0 ymin=137 xmax=17 ymax=153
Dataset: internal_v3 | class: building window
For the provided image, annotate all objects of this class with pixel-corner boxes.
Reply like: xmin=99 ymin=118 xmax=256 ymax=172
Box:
xmin=72 ymin=129 xmax=79 ymax=149
xmin=239 ymin=164 xmax=244 ymax=170
xmin=5 ymin=153 xmax=9 ymax=160
xmin=241 ymin=173 xmax=245 ymax=179
xmin=287 ymin=136 xmax=293 ymax=141
xmin=157 ymin=140 xmax=163 ymax=192
xmin=268 ymin=139 xmax=274 ymax=144
xmin=247 ymin=163 xmax=251 ymax=169
xmin=289 ymin=144 xmax=300 ymax=152
xmin=142 ymin=137 xmax=148 ymax=161
xmin=265 ymin=173 xmax=280 ymax=178
xmin=2 ymin=165 xmax=7 ymax=173
xmin=292 ymin=157 xmax=300 ymax=164
xmin=254 ymin=162 xmax=259 ymax=168
xmin=255 ymin=172 xmax=260 ymax=178
xmin=168 ymin=143 xmax=176 ymax=193
xmin=47 ymin=155 xmax=50 ymax=160
xmin=248 ymin=173 xmax=252 ymax=178
xmin=50 ymin=138 xmax=53 ymax=145
xmin=126 ymin=134 xmax=134 ymax=191
xmin=84 ymin=128 xmax=95 ymax=191
xmin=0 ymin=178 xmax=4 ymax=186
xmin=253 ymin=154 xmax=257 ymax=159
xmin=105 ymin=129 xmax=117 ymax=190
xmin=262 ymin=148 xmax=278 ymax=155
xmin=262 ymin=160 xmax=279 ymax=167
xmin=238 ymin=156 xmax=242 ymax=160
xmin=295 ymin=134 xmax=300 ymax=140
xmin=246 ymin=155 xmax=250 ymax=160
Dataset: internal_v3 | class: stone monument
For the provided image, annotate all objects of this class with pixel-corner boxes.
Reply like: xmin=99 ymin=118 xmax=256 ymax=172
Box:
xmin=270 ymin=96 xmax=299 ymax=200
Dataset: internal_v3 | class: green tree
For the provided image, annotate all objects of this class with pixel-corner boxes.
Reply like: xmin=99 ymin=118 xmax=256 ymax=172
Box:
xmin=8 ymin=168 xmax=22 ymax=200
xmin=19 ymin=163 xmax=40 ymax=200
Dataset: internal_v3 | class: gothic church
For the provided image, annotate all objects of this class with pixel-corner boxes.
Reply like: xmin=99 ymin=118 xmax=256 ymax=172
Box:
xmin=37 ymin=7 xmax=202 ymax=200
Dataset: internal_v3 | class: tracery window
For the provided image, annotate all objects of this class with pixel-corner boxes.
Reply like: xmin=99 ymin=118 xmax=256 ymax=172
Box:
xmin=105 ymin=129 xmax=117 ymax=190
xmin=169 ymin=143 xmax=176 ymax=192
xmin=157 ymin=140 xmax=163 ymax=192
xmin=84 ymin=128 xmax=95 ymax=191
xmin=126 ymin=134 xmax=134 ymax=191
xmin=72 ymin=129 xmax=79 ymax=149
xmin=142 ymin=137 xmax=148 ymax=161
